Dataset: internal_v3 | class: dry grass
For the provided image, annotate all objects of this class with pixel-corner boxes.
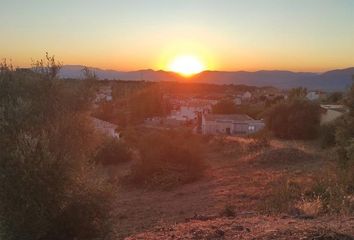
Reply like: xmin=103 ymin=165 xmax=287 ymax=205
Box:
xmin=126 ymin=215 xmax=354 ymax=240
xmin=251 ymin=147 xmax=319 ymax=168
xmin=102 ymin=134 xmax=353 ymax=239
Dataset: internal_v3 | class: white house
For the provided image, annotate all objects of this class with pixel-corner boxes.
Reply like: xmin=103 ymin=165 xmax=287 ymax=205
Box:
xmin=234 ymin=97 xmax=242 ymax=105
xmin=91 ymin=117 xmax=120 ymax=139
xmin=306 ymin=91 xmax=325 ymax=101
xmin=242 ymin=91 xmax=252 ymax=101
xmin=95 ymin=86 xmax=113 ymax=103
xmin=202 ymin=114 xmax=265 ymax=135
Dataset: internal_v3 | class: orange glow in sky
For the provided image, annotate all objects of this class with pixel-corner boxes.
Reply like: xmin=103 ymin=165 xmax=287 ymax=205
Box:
xmin=168 ymin=55 xmax=205 ymax=76
xmin=1 ymin=1 xmax=354 ymax=72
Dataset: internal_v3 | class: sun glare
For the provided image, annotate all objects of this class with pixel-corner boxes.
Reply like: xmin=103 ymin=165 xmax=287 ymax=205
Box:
xmin=168 ymin=55 xmax=205 ymax=76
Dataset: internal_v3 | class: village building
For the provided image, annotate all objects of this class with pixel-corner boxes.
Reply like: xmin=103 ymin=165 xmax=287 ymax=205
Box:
xmin=242 ymin=91 xmax=252 ymax=101
xmin=95 ymin=86 xmax=113 ymax=103
xmin=202 ymin=114 xmax=265 ymax=135
xmin=91 ymin=117 xmax=120 ymax=139
xmin=306 ymin=91 xmax=326 ymax=101
xmin=320 ymin=104 xmax=347 ymax=125
xmin=234 ymin=97 xmax=242 ymax=105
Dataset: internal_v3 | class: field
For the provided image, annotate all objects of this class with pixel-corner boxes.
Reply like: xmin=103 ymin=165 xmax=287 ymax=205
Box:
xmin=103 ymin=135 xmax=354 ymax=239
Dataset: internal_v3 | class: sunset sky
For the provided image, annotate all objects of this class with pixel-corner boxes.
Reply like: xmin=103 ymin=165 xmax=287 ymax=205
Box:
xmin=1 ymin=0 xmax=354 ymax=72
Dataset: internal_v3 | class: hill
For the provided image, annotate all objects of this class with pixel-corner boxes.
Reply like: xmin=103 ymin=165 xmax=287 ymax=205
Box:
xmin=59 ymin=65 xmax=354 ymax=91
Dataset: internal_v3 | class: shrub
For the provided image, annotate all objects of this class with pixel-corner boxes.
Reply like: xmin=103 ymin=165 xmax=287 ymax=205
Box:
xmin=266 ymin=100 xmax=321 ymax=139
xmin=95 ymin=138 xmax=132 ymax=165
xmin=261 ymin=178 xmax=302 ymax=214
xmin=319 ymin=123 xmax=337 ymax=148
xmin=129 ymin=130 xmax=205 ymax=188
xmin=253 ymin=148 xmax=317 ymax=168
xmin=212 ymin=99 xmax=237 ymax=114
xmin=0 ymin=58 xmax=113 ymax=240
xmin=264 ymin=170 xmax=354 ymax=216
xmin=220 ymin=204 xmax=236 ymax=217
xmin=247 ymin=136 xmax=270 ymax=152
xmin=308 ymin=170 xmax=354 ymax=214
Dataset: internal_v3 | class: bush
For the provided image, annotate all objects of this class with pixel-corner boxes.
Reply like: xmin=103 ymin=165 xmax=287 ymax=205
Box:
xmin=212 ymin=99 xmax=237 ymax=114
xmin=220 ymin=204 xmax=236 ymax=217
xmin=266 ymin=100 xmax=320 ymax=139
xmin=319 ymin=123 xmax=336 ymax=148
xmin=264 ymin=170 xmax=354 ymax=215
xmin=261 ymin=178 xmax=302 ymax=214
xmin=308 ymin=170 xmax=354 ymax=214
xmin=0 ymin=59 xmax=113 ymax=240
xmin=95 ymin=138 xmax=132 ymax=165
xmin=129 ymin=130 xmax=205 ymax=188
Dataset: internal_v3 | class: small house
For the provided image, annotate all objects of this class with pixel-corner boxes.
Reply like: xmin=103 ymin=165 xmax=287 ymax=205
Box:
xmin=202 ymin=114 xmax=265 ymax=135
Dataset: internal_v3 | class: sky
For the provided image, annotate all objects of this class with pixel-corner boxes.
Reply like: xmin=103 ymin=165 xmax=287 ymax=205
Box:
xmin=1 ymin=0 xmax=354 ymax=72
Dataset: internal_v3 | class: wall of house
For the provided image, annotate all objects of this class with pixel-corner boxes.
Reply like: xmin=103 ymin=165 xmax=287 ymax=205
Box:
xmin=202 ymin=120 xmax=265 ymax=135
xmin=202 ymin=121 xmax=233 ymax=135
xmin=321 ymin=109 xmax=344 ymax=125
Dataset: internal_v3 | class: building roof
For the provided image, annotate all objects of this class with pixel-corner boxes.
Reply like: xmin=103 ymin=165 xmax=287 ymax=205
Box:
xmin=91 ymin=117 xmax=118 ymax=130
xmin=204 ymin=114 xmax=254 ymax=122
xmin=320 ymin=104 xmax=347 ymax=113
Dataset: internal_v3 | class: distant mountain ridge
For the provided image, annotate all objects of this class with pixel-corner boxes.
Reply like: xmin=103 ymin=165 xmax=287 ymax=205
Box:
xmin=59 ymin=65 xmax=354 ymax=91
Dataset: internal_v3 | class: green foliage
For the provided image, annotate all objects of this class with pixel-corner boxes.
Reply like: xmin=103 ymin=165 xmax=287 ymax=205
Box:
xmin=319 ymin=123 xmax=337 ymax=148
xmin=334 ymin=83 xmax=354 ymax=168
xmin=212 ymin=99 xmax=237 ymax=114
xmin=261 ymin=178 xmax=302 ymax=214
xmin=346 ymin=78 xmax=354 ymax=116
xmin=325 ymin=92 xmax=343 ymax=104
xmin=32 ymin=52 xmax=62 ymax=80
xmin=0 ymin=57 xmax=112 ymax=240
xmin=288 ymin=87 xmax=307 ymax=100
xmin=81 ymin=66 xmax=98 ymax=81
xmin=233 ymin=104 xmax=267 ymax=119
xmin=128 ymin=86 xmax=171 ymax=123
xmin=95 ymin=138 xmax=132 ymax=165
xmin=93 ymin=101 xmax=117 ymax=123
xmin=266 ymin=100 xmax=321 ymax=139
xmin=220 ymin=205 xmax=236 ymax=217
xmin=94 ymin=84 xmax=171 ymax=126
xmin=129 ymin=130 xmax=205 ymax=188
xmin=308 ymin=169 xmax=354 ymax=214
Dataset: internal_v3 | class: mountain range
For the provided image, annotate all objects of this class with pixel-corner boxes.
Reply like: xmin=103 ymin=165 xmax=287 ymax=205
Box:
xmin=60 ymin=65 xmax=354 ymax=91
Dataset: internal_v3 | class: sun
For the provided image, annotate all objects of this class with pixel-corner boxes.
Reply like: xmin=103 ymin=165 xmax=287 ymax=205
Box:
xmin=168 ymin=55 xmax=205 ymax=76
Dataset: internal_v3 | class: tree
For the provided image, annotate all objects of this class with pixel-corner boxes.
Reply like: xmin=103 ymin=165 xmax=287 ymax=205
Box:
xmin=95 ymin=138 xmax=132 ymax=165
xmin=212 ymin=99 xmax=237 ymax=114
xmin=32 ymin=52 xmax=62 ymax=80
xmin=288 ymin=87 xmax=307 ymax=100
xmin=325 ymin=92 xmax=343 ymax=104
xmin=266 ymin=100 xmax=321 ymax=139
xmin=0 ymin=56 xmax=112 ymax=240
xmin=334 ymin=76 xmax=354 ymax=168
xmin=129 ymin=130 xmax=205 ymax=187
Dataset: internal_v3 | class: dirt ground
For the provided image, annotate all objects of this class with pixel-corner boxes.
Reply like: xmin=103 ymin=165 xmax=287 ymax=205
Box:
xmin=126 ymin=215 xmax=354 ymax=240
xmin=107 ymin=137 xmax=352 ymax=239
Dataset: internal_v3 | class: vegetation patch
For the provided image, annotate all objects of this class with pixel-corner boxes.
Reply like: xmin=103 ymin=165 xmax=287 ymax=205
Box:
xmin=95 ymin=138 xmax=132 ymax=165
xmin=252 ymin=148 xmax=318 ymax=168
xmin=266 ymin=99 xmax=321 ymax=140
xmin=126 ymin=130 xmax=206 ymax=189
